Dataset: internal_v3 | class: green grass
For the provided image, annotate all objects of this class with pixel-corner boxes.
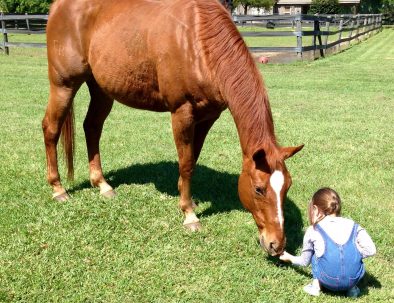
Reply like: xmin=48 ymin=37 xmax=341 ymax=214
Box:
xmin=0 ymin=29 xmax=393 ymax=302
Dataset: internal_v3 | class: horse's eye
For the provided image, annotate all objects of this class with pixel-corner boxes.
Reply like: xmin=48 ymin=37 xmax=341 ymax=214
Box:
xmin=255 ymin=186 xmax=266 ymax=196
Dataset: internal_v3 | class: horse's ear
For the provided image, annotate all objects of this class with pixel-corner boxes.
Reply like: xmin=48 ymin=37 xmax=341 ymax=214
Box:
xmin=281 ymin=145 xmax=304 ymax=160
xmin=252 ymin=149 xmax=270 ymax=171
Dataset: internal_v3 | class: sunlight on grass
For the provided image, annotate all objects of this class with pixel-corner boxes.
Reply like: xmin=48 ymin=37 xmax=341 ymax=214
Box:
xmin=0 ymin=29 xmax=393 ymax=302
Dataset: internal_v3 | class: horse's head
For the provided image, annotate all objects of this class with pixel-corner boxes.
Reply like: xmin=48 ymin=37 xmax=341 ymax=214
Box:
xmin=238 ymin=145 xmax=303 ymax=256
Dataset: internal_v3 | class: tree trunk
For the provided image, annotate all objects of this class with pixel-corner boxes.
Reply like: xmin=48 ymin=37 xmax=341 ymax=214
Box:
xmin=244 ymin=4 xmax=248 ymax=15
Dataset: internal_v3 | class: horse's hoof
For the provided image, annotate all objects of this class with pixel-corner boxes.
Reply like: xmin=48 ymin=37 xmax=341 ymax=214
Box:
xmin=52 ymin=192 xmax=70 ymax=202
xmin=183 ymin=222 xmax=202 ymax=232
xmin=101 ymin=189 xmax=116 ymax=199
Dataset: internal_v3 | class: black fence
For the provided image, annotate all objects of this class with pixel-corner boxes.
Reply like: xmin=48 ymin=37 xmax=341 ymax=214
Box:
xmin=1 ymin=13 xmax=48 ymax=54
xmin=382 ymin=13 xmax=394 ymax=25
xmin=235 ymin=14 xmax=383 ymax=60
xmin=1 ymin=13 xmax=383 ymax=60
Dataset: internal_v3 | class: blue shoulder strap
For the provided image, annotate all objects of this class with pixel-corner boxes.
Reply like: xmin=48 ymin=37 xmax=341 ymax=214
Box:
xmin=345 ymin=223 xmax=359 ymax=245
xmin=315 ymin=223 xmax=333 ymax=242
xmin=316 ymin=222 xmax=359 ymax=245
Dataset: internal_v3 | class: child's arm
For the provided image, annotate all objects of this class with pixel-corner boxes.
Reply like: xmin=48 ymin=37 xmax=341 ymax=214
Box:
xmin=279 ymin=227 xmax=315 ymax=266
xmin=280 ymin=249 xmax=313 ymax=266
xmin=356 ymin=226 xmax=376 ymax=258
xmin=279 ymin=251 xmax=296 ymax=263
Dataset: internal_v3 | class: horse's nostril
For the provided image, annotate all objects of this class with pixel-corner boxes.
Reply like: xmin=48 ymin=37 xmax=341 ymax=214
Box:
xmin=270 ymin=241 xmax=279 ymax=252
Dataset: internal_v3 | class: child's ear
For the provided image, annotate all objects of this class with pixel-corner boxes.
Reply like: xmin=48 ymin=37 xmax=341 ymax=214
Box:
xmin=312 ymin=205 xmax=321 ymax=223
xmin=313 ymin=205 xmax=319 ymax=214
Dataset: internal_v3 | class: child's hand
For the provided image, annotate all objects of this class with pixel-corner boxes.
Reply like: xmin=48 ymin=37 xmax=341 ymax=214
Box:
xmin=279 ymin=251 xmax=294 ymax=263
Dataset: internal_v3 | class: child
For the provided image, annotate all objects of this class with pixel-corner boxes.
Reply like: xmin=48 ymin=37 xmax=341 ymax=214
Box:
xmin=279 ymin=188 xmax=376 ymax=297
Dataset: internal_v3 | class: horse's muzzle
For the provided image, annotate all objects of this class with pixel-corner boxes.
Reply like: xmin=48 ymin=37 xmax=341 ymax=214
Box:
xmin=260 ymin=236 xmax=286 ymax=256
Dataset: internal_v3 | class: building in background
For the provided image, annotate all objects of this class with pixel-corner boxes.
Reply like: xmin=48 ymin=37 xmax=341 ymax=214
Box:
xmin=232 ymin=6 xmax=273 ymax=15
xmin=273 ymin=0 xmax=360 ymax=15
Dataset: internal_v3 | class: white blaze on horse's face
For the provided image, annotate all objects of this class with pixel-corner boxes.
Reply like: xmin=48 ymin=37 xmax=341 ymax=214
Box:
xmin=269 ymin=170 xmax=285 ymax=230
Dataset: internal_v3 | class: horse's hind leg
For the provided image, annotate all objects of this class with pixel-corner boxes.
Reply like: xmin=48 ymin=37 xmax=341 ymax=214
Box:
xmin=42 ymin=82 xmax=80 ymax=201
xmin=84 ymin=78 xmax=115 ymax=198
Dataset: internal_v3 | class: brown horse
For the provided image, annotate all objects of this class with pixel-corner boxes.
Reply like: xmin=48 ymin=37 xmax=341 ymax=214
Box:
xmin=42 ymin=0 xmax=303 ymax=256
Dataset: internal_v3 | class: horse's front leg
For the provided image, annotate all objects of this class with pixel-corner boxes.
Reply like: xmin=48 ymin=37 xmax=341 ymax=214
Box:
xmin=171 ymin=103 xmax=201 ymax=231
xmin=84 ymin=79 xmax=115 ymax=198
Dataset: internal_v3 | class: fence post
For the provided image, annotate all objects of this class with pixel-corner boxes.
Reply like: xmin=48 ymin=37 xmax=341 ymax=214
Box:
xmin=371 ymin=15 xmax=375 ymax=34
xmin=379 ymin=14 xmax=383 ymax=31
xmin=1 ymin=12 xmax=9 ymax=55
xmin=314 ymin=18 xmax=324 ymax=58
xmin=375 ymin=15 xmax=379 ymax=32
xmin=337 ymin=15 xmax=344 ymax=52
xmin=323 ymin=20 xmax=330 ymax=56
xmin=362 ymin=16 xmax=367 ymax=39
xmin=25 ymin=13 xmax=30 ymax=32
xmin=355 ymin=15 xmax=360 ymax=42
xmin=296 ymin=16 xmax=302 ymax=60
xmin=378 ymin=14 xmax=381 ymax=31
xmin=313 ymin=19 xmax=317 ymax=59
xmin=348 ymin=18 xmax=354 ymax=47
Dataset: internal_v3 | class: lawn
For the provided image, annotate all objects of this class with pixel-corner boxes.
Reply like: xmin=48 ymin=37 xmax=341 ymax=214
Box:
xmin=0 ymin=28 xmax=393 ymax=302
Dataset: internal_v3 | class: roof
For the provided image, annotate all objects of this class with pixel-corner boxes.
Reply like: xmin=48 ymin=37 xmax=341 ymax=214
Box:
xmin=276 ymin=0 xmax=360 ymax=4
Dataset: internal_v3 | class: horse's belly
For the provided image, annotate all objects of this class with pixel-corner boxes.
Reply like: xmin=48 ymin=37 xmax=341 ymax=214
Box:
xmin=92 ymin=58 xmax=169 ymax=112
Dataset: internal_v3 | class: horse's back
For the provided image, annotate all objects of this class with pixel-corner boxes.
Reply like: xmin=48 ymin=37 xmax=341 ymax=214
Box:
xmin=47 ymin=0 xmax=230 ymax=111
xmin=46 ymin=0 xmax=106 ymax=84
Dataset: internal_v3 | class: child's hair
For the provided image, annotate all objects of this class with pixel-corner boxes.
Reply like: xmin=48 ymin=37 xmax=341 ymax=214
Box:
xmin=308 ymin=187 xmax=342 ymax=225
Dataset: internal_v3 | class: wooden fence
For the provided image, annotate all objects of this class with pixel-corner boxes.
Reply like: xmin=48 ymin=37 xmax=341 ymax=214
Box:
xmin=235 ymin=14 xmax=383 ymax=60
xmin=1 ymin=13 xmax=48 ymax=55
xmin=1 ymin=13 xmax=383 ymax=60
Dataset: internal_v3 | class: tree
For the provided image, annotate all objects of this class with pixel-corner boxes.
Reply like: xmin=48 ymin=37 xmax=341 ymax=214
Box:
xmin=233 ymin=0 xmax=275 ymax=15
xmin=360 ymin=0 xmax=383 ymax=13
xmin=308 ymin=0 xmax=340 ymax=14
xmin=0 ymin=0 xmax=7 ymax=12
xmin=0 ymin=0 xmax=51 ymax=14
xmin=381 ymin=0 xmax=394 ymax=14
xmin=359 ymin=0 xmax=394 ymax=14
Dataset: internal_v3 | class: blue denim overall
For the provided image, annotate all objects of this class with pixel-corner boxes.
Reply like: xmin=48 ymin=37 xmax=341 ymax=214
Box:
xmin=311 ymin=223 xmax=365 ymax=291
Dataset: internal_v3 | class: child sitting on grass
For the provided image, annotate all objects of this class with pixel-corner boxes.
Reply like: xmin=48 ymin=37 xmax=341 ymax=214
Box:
xmin=279 ymin=187 xmax=376 ymax=297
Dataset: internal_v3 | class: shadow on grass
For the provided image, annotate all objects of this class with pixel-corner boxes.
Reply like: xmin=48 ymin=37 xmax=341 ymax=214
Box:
xmin=72 ymin=160 xmax=304 ymax=248
xmin=358 ymin=271 xmax=382 ymax=294
xmin=318 ymin=271 xmax=381 ymax=298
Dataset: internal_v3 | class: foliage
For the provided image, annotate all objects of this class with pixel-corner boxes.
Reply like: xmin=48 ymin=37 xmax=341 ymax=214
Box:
xmin=360 ymin=0 xmax=383 ymax=13
xmin=0 ymin=0 xmax=51 ymax=13
xmin=233 ymin=0 xmax=275 ymax=14
xmin=308 ymin=0 xmax=340 ymax=14
xmin=0 ymin=0 xmax=6 ymax=12
xmin=360 ymin=0 xmax=394 ymax=24
xmin=360 ymin=0 xmax=394 ymax=14
xmin=381 ymin=0 xmax=394 ymax=14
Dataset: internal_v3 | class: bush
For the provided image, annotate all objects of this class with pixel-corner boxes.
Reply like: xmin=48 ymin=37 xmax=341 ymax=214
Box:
xmin=0 ymin=0 xmax=51 ymax=14
xmin=308 ymin=0 xmax=340 ymax=14
xmin=382 ymin=0 xmax=394 ymax=14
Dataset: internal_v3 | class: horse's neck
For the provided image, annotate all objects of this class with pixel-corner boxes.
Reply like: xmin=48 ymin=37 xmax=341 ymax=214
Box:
xmin=226 ymin=82 xmax=277 ymax=157
xmin=193 ymin=5 xmax=277 ymax=156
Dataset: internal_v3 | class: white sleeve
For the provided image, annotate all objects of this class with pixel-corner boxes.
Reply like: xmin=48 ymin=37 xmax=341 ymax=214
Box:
xmin=291 ymin=227 xmax=315 ymax=267
xmin=356 ymin=226 xmax=376 ymax=258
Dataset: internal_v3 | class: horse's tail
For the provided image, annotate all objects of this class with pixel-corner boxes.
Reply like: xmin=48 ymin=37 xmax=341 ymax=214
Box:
xmin=61 ymin=104 xmax=75 ymax=181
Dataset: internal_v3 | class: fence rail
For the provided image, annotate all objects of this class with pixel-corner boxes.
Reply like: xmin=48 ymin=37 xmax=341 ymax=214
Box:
xmin=235 ymin=13 xmax=382 ymax=60
xmin=1 ymin=13 xmax=48 ymax=54
xmin=1 ymin=13 xmax=383 ymax=60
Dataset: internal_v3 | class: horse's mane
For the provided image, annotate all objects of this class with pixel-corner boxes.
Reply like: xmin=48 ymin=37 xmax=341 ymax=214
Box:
xmin=196 ymin=0 xmax=277 ymax=154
